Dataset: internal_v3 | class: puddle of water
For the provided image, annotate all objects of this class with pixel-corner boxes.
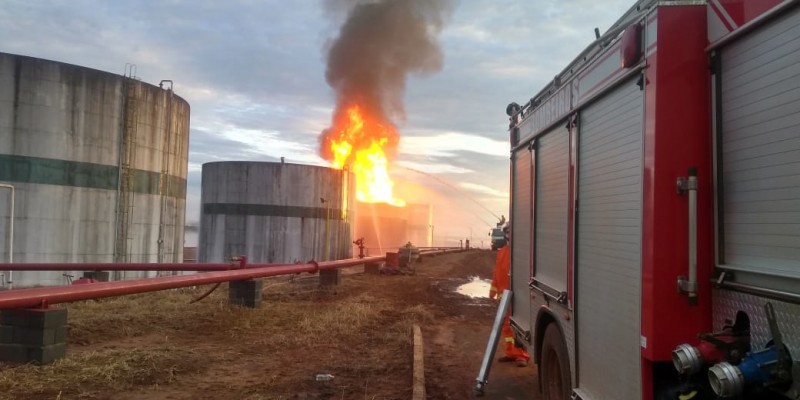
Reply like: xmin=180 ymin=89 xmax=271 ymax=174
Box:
xmin=456 ymin=276 xmax=491 ymax=298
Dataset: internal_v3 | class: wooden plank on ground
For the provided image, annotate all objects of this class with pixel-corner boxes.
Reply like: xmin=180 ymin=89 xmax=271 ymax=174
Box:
xmin=412 ymin=324 xmax=425 ymax=400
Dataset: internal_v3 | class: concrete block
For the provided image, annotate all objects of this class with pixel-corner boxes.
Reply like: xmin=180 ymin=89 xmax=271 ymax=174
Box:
xmin=0 ymin=311 xmax=26 ymax=327
xmin=319 ymin=269 xmax=340 ymax=286
xmin=0 ymin=343 xmax=28 ymax=363
xmin=28 ymin=343 xmax=66 ymax=364
xmin=229 ymin=280 xmax=263 ymax=309
xmin=0 ymin=326 xmax=14 ymax=344
xmin=54 ymin=326 xmax=68 ymax=344
xmin=13 ymin=327 xmax=57 ymax=346
xmin=3 ymin=308 xmax=68 ymax=329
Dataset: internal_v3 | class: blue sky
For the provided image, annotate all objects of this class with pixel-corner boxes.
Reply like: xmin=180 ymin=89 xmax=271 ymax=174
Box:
xmin=0 ymin=0 xmax=633 ymax=245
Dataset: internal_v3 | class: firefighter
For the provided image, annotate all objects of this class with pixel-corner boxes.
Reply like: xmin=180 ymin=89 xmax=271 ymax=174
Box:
xmin=489 ymin=222 xmax=530 ymax=367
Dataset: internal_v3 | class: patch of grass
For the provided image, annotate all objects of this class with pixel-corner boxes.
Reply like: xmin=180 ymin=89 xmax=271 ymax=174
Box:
xmin=68 ymin=288 xmax=231 ymax=344
xmin=0 ymin=345 xmax=206 ymax=399
xmin=0 ymin=264 xmax=457 ymax=399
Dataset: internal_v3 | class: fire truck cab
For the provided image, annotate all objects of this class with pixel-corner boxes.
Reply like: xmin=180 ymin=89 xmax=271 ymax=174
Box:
xmin=506 ymin=1 xmax=800 ymax=399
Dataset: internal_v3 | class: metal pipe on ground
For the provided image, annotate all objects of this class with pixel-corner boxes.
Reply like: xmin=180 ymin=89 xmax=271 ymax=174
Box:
xmin=0 ymin=262 xmax=288 ymax=272
xmin=0 ymin=256 xmax=386 ymax=310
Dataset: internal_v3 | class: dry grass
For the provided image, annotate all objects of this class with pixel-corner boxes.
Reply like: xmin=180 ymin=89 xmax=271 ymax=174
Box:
xmin=0 ymin=261 xmax=461 ymax=399
xmin=0 ymin=345 xmax=205 ymax=399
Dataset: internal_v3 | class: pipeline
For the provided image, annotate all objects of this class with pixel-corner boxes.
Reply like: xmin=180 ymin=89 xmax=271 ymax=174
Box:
xmin=0 ymin=256 xmax=386 ymax=310
xmin=0 ymin=261 xmax=289 ymax=272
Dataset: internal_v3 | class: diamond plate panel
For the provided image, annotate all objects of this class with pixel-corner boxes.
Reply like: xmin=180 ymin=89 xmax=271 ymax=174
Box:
xmin=713 ymin=288 xmax=800 ymax=398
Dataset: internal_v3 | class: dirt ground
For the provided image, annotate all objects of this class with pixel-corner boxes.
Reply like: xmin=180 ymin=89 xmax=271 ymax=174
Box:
xmin=0 ymin=250 xmax=539 ymax=400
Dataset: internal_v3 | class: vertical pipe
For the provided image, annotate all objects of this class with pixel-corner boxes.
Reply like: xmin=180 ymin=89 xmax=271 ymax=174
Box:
xmin=0 ymin=184 xmax=14 ymax=289
xmin=324 ymin=201 xmax=331 ymax=261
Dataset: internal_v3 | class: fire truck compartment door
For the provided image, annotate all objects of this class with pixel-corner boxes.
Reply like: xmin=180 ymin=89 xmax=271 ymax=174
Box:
xmin=717 ymin=7 xmax=800 ymax=292
xmin=511 ymin=145 xmax=533 ymax=329
xmin=576 ymin=77 xmax=643 ymax=400
xmin=534 ymin=124 xmax=570 ymax=292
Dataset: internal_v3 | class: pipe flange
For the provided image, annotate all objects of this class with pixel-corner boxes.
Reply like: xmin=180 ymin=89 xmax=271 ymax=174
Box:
xmin=672 ymin=343 xmax=702 ymax=375
xmin=709 ymin=362 xmax=744 ymax=398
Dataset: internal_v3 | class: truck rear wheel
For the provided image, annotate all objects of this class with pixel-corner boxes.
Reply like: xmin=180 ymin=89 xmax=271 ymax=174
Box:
xmin=541 ymin=323 xmax=571 ymax=400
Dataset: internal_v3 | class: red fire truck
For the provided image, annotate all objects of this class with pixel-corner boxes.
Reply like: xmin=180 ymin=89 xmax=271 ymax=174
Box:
xmin=504 ymin=0 xmax=799 ymax=399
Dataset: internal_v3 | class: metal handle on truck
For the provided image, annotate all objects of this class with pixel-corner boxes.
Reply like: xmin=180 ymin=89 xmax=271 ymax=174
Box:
xmin=676 ymin=167 xmax=698 ymax=305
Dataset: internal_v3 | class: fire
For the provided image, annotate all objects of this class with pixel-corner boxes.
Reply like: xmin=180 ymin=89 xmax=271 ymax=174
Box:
xmin=324 ymin=105 xmax=405 ymax=207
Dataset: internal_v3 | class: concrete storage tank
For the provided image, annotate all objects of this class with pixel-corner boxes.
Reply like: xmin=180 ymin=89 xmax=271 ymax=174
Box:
xmin=354 ymin=202 xmax=408 ymax=256
xmin=0 ymin=53 xmax=190 ymax=287
xmin=199 ymin=162 xmax=354 ymax=263
xmin=405 ymin=203 xmax=432 ymax=248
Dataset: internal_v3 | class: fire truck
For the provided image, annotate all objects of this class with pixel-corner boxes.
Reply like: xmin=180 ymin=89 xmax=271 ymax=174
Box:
xmin=504 ymin=0 xmax=799 ymax=399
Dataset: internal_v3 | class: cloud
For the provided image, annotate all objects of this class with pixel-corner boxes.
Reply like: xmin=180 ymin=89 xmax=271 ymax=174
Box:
xmin=395 ymin=160 xmax=473 ymax=175
xmin=0 ymin=0 xmax=636 ymax=243
xmin=399 ymin=131 xmax=508 ymax=158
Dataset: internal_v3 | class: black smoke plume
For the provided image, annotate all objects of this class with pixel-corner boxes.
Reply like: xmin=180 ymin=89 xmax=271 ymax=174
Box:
xmin=319 ymin=0 xmax=453 ymax=162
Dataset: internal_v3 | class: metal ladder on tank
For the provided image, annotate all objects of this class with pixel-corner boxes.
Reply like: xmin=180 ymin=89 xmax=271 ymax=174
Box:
xmin=157 ymin=80 xmax=174 ymax=268
xmin=114 ymin=64 xmax=139 ymax=275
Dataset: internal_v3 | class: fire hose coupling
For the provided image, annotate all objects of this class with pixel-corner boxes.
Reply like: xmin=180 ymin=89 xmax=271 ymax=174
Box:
xmin=708 ymin=345 xmax=792 ymax=398
xmin=309 ymin=260 xmax=320 ymax=274
xmin=673 ymin=312 xmax=751 ymax=376
xmin=672 ymin=337 xmax=743 ymax=376
xmin=673 ymin=343 xmax=707 ymax=376
xmin=709 ymin=304 xmax=792 ymax=398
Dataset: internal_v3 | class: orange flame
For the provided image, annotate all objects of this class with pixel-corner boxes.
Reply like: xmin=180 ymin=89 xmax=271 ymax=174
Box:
xmin=325 ymin=105 xmax=405 ymax=207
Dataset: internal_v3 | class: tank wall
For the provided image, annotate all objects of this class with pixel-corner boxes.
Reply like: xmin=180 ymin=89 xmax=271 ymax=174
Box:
xmin=0 ymin=53 xmax=189 ymax=286
xmin=353 ymin=202 xmax=431 ymax=255
xmin=406 ymin=203 xmax=432 ymax=247
xmin=199 ymin=162 xmax=354 ymax=263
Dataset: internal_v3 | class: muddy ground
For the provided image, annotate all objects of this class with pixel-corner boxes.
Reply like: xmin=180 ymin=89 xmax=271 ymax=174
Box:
xmin=0 ymin=250 xmax=539 ymax=400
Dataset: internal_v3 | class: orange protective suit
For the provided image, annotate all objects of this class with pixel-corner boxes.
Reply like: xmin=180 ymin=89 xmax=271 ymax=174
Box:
xmin=490 ymin=244 xmax=530 ymax=362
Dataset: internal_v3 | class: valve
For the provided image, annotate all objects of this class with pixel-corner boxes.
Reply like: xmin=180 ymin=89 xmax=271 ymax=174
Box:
xmin=708 ymin=303 xmax=793 ymax=398
xmin=672 ymin=311 xmax=750 ymax=376
xmin=353 ymin=238 xmax=365 ymax=259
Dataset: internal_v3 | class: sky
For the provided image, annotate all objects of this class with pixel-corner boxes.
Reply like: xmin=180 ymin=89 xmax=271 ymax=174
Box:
xmin=0 ymin=0 xmax=633 ymax=247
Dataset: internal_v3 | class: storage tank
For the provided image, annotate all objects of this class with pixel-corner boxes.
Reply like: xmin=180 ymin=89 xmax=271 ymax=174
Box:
xmin=355 ymin=201 xmax=436 ymax=256
xmin=199 ymin=162 xmax=354 ymax=263
xmin=0 ymin=53 xmax=190 ymax=287
xmin=405 ymin=203 xmax=433 ymax=247
xmin=355 ymin=202 xmax=406 ymax=256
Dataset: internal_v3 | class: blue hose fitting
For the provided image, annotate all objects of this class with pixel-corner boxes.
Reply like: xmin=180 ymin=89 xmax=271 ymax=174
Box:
xmin=708 ymin=346 xmax=782 ymax=397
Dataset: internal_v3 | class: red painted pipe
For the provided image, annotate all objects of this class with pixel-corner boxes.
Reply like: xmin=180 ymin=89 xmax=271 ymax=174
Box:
xmin=316 ymin=256 xmax=385 ymax=270
xmin=0 ymin=262 xmax=287 ymax=271
xmin=0 ymin=257 xmax=386 ymax=309
xmin=0 ymin=249 xmax=467 ymax=309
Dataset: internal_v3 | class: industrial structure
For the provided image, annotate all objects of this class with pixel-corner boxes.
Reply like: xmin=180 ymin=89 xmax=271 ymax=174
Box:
xmin=0 ymin=53 xmax=190 ymax=287
xmin=498 ymin=1 xmax=800 ymax=399
xmin=354 ymin=201 xmax=432 ymax=256
xmin=198 ymin=161 xmax=355 ymax=263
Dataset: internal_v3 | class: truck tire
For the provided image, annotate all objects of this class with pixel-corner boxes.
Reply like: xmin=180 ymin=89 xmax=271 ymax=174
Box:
xmin=541 ymin=323 xmax=571 ymax=400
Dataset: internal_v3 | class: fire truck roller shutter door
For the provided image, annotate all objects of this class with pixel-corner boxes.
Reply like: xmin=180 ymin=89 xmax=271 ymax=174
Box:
xmin=714 ymin=5 xmax=800 ymax=382
xmin=576 ymin=76 xmax=643 ymax=400
xmin=717 ymin=5 xmax=800 ymax=294
xmin=511 ymin=145 xmax=534 ymax=331
xmin=535 ymin=123 xmax=570 ymax=292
